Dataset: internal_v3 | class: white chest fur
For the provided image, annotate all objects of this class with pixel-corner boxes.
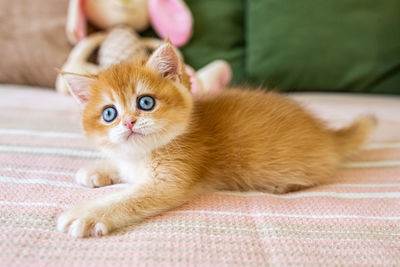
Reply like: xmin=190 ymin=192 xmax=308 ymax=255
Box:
xmin=115 ymin=157 xmax=153 ymax=185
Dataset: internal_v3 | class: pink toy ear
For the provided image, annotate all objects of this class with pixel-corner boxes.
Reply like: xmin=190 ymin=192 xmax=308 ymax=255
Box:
xmin=148 ymin=0 xmax=193 ymax=47
xmin=66 ymin=0 xmax=87 ymax=44
xmin=146 ymin=42 xmax=183 ymax=81
xmin=62 ymin=73 xmax=95 ymax=105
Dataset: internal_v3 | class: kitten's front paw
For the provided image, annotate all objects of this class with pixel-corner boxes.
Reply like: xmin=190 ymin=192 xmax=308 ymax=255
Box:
xmin=57 ymin=204 xmax=110 ymax=238
xmin=76 ymin=164 xmax=119 ymax=188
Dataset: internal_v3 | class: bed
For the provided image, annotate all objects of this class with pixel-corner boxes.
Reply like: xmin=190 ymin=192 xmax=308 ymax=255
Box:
xmin=1 ymin=84 xmax=399 ymax=266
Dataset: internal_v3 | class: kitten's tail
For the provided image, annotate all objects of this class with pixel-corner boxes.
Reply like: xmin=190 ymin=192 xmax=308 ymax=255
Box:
xmin=333 ymin=115 xmax=377 ymax=159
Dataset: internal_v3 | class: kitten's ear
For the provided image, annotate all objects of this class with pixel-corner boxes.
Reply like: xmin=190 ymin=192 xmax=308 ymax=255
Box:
xmin=61 ymin=73 xmax=96 ymax=105
xmin=146 ymin=42 xmax=183 ymax=81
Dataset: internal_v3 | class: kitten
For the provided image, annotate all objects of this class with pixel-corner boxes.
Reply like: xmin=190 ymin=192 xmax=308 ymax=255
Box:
xmin=58 ymin=42 xmax=376 ymax=238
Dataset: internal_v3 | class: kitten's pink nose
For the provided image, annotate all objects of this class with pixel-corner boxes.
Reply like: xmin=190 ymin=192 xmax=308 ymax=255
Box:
xmin=123 ymin=117 xmax=136 ymax=130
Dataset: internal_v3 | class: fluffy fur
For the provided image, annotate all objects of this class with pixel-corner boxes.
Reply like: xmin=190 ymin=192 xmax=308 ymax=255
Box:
xmin=58 ymin=43 xmax=376 ymax=238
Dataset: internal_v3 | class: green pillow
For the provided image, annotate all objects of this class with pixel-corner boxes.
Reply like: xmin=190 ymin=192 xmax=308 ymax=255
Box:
xmin=181 ymin=0 xmax=245 ymax=84
xmin=247 ymin=0 xmax=400 ymax=94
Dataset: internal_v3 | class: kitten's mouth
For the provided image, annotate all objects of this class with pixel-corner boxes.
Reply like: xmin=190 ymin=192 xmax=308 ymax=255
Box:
xmin=126 ymin=131 xmax=144 ymax=140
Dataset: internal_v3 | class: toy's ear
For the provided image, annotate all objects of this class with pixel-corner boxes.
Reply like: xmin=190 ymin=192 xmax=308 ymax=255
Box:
xmin=66 ymin=0 xmax=87 ymax=44
xmin=146 ymin=42 xmax=183 ymax=81
xmin=62 ymin=72 xmax=96 ymax=105
xmin=148 ymin=0 xmax=193 ymax=47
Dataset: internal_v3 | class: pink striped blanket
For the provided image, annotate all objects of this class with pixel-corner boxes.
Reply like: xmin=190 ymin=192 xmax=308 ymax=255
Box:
xmin=0 ymin=85 xmax=399 ymax=266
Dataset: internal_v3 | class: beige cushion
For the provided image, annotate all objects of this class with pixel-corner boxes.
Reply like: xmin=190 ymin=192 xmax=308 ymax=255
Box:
xmin=0 ymin=0 xmax=71 ymax=88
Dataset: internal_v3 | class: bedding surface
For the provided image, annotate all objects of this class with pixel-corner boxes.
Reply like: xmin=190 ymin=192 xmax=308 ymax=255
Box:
xmin=0 ymin=85 xmax=399 ymax=266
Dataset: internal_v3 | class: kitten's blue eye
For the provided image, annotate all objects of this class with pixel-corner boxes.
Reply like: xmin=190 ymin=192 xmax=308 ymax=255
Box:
xmin=138 ymin=96 xmax=155 ymax=111
xmin=102 ymin=106 xmax=118 ymax=122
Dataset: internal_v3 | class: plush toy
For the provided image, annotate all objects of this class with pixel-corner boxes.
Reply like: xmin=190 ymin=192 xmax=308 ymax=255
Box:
xmin=56 ymin=0 xmax=231 ymax=97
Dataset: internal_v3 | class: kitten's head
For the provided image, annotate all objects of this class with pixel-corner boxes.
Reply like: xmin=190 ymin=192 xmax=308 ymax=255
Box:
xmin=63 ymin=42 xmax=193 ymax=157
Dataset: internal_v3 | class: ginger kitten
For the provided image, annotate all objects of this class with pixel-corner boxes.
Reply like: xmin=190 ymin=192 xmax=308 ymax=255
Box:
xmin=59 ymin=42 xmax=376 ymax=238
